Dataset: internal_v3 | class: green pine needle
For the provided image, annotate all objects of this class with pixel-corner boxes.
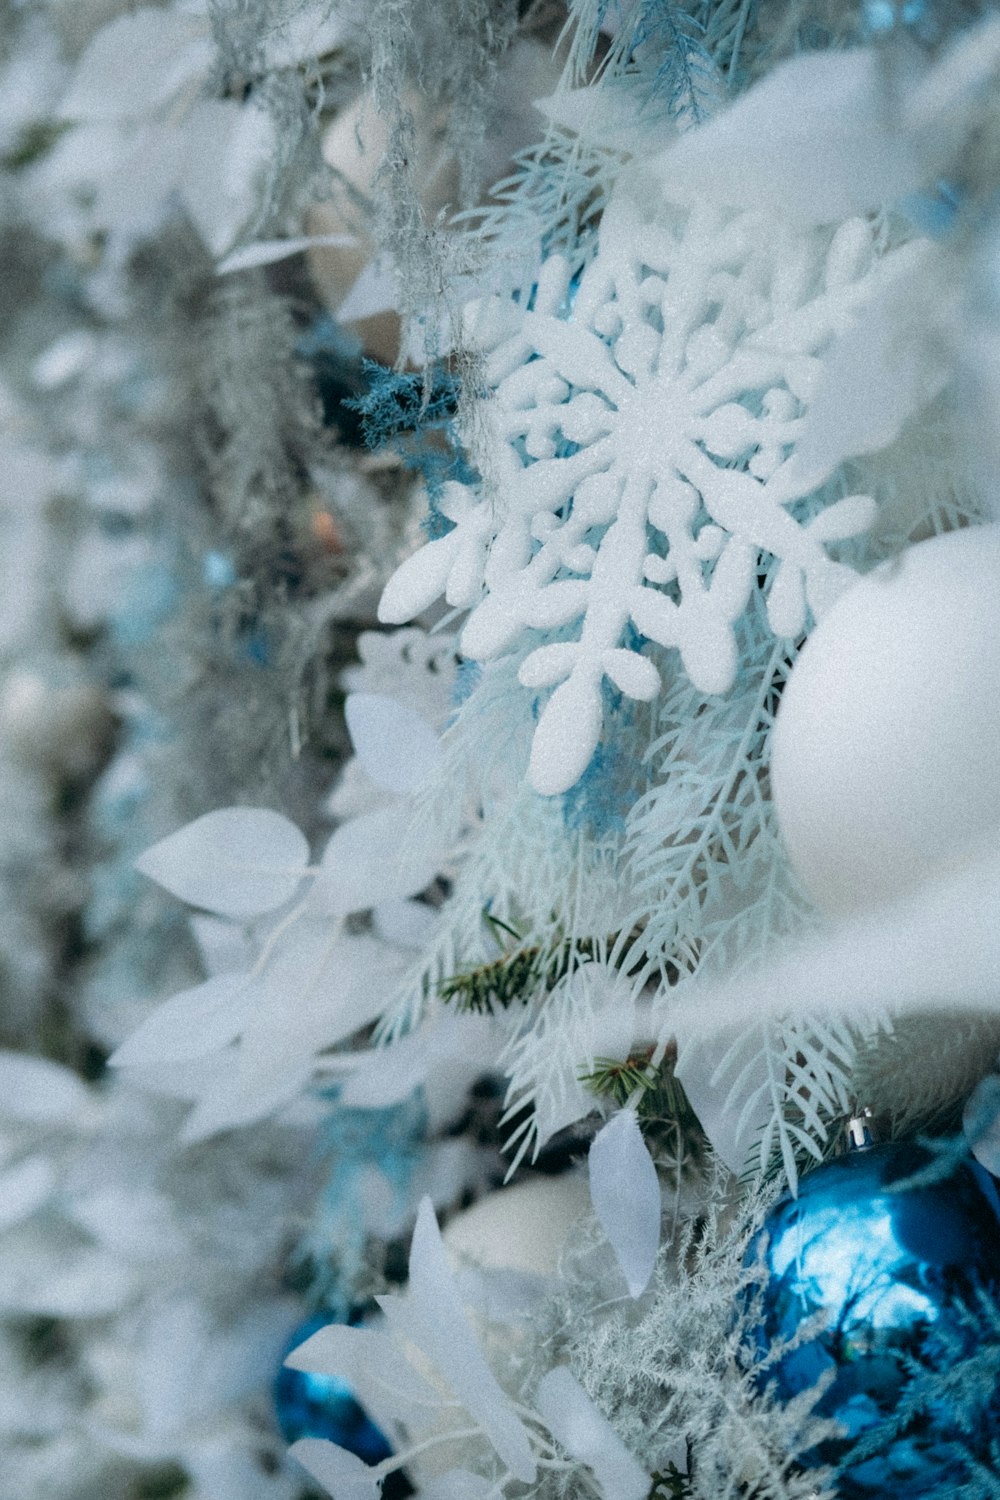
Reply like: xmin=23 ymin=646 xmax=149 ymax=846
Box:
xmin=438 ymin=912 xmax=601 ymax=1014
xmin=581 ymin=1047 xmax=707 ymax=1169
xmin=648 ymin=1461 xmax=693 ymax=1498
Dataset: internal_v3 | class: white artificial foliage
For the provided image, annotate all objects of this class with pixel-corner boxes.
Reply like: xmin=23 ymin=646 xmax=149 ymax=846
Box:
xmin=135 ymin=807 xmax=310 ymax=919
xmin=0 ymin=1066 xmax=312 ymax=1500
xmin=291 ymin=1439 xmax=382 ymax=1500
xmin=326 ymin=627 xmax=459 ymax=823
xmin=380 ymin=186 xmax=923 ymax=794
xmin=308 ymin=802 xmax=453 ymax=915
xmin=534 ymin=1365 xmax=650 ymax=1500
xmin=500 ymin=960 xmax=637 ymax=1170
xmin=681 ymin=1015 xmax=858 ymax=1188
xmin=587 ymin=1107 xmax=661 ymax=1298
xmin=344 ymin=691 xmax=443 ymax=794
xmin=109 ymin=973 xmax=251 ymax=1068
xmin=51 ymin=0 xmax=346 ymax=259
xmin=287 ymin=1195 xmax=651 ymax=1499
xmin=7 ymin=4 xmax=1000 ymax=1498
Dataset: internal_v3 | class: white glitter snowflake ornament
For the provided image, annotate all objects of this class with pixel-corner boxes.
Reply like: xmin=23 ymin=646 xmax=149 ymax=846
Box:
xmin=379 ymin=190 xmax=919 ymax=795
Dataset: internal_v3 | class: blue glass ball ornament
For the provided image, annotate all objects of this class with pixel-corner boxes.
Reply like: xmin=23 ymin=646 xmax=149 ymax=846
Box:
xmin=274 ymin=1313 xmax=393 ymax=1464
xmin=746 ymin=1135 xmax=1000 ymax=1496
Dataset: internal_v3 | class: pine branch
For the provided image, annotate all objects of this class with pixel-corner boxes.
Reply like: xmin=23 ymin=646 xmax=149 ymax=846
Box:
xmin=439 ymin=914 xmax=602 ymax=1014
xmin=582 ymin=1045 xmax=708 ymax=1170
xmin=648 ymin=1463 xmax=693 ymax=1499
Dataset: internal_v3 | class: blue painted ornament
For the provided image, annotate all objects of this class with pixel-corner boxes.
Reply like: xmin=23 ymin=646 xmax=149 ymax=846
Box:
xmin=274 ymin=1313 xmax=393 ymax=1465
xmin=746 ymin=1119 xmax=1000 ymax=1496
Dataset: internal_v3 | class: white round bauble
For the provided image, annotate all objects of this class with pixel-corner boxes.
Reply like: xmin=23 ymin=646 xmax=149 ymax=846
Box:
xmin=771 ymin=525 xmax=1000 ymax=916
xmin=443 ymin=1172 xmax=591 ymax=1279
xmin=0 ymin=669 xmax=112 ymax=781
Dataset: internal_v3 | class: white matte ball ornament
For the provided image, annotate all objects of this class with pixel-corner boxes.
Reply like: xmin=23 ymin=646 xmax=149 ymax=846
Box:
xmin=443 ymin=1173 xmax=591 ymax=1278
xmin=771 ymin=526 xmax=1000 ymax=916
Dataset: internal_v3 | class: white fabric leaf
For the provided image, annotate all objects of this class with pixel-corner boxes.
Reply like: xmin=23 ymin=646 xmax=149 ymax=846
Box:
xmin=135 ymin=807 xmax=308 ymax=918
xmin=174 ymin=1047 xmax=298 ymax=1144
xmin=379 ymin=1197 xmax=537 ymax=1482
xmin=345 ymin=692 xmax=442 ymax=795
xmin=653 ymin=49 xmax=921 ymax=223
xmin=672 ymin=844 xmax=1000 ymax=1051
xmin=535 ymin=1366 xmax=649 ymax=1500
xmin=674 ymin=1032 xmax=767 ymax=1177
xmin=215 ymin=233 xmax=356 ymax=275
xmin=185 ymin=1436 xmax=301 ymax=1500
xmin=336 ymin=1030 xmax=439 ymax=1112
xmin=418 ymin=1473 xmax=494 ymax=1500
xmin=0 ymin=1225 xmax=138 ymax=1317
xmin=588 ymin=1108 xmax=660 ymax=1299
xmin=0 ymin=1050 xmax=89 ymax=1122
xmin=136 ymin=1300 xmax=292 ymax=1440
xmin=308 ymin=804 xmax=445 ymax=915
xmin=59 ymin=9 xmax=212 ymax=121
xmin=71 ymin=1186 xmax=186 ymax=1261
xmin=286 ymin=1322 xmax=437 ymax=1430
xmin=336 ymin=1014 xmax=502 ymax=1127
xmin=288 ymin=1439 xmax=382 ymax=1500
xmin=179 ymin=100 xmax=276 ymax=259
xmin=207 ymin=1302 xmax=298 ymax=1408
xmin=178 ymin=1058 xmax=313 ymax=1145
xmin=117 ymin=1048 xmax=232 ymax=1105
xmin=792 ymin=262 xmax=947 ymax=484
xmin=109 ymin=974 xmax=253 ymax=1068
xmin=178 ymin=929 xmax=403 ymax=1140
xmin=337 ymin=254 xmax=398 ymax=323
xmin=189 ymin=914 xmax=253 ymax=977
xmin=87 ymin=120 xmax=187 ymax=237
xmin=0 ymin=1157 xmax=56 ymax=1231
xmin=244 ymin=929 xmax=395 ymax=1063
xmin=139 ymin=1298 xmax=212 ymax=1436
xmin=287 ymin=1324 xmax=434 ymax=1437
xmin=373 ymin=898 xmax=439 ymax=949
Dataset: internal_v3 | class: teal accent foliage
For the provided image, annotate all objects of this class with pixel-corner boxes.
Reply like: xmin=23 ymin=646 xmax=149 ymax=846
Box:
xmin=347 ymin=362 xmax=478 ymax=531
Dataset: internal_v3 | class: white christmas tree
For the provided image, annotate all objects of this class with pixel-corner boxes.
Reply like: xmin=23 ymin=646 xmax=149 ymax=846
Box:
xmin=3 ymin=3 xmax=1000 ymax=1499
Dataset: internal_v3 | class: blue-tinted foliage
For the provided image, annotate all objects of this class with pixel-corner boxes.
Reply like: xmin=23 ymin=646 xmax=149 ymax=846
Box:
xmin=347 ymin=361 xmax=478 ymax=534
xmin=630 ymin=2 xmax=719 ymax=124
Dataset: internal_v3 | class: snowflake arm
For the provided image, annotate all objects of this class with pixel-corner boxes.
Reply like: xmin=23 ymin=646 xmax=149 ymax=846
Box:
xmin=380 ymin=193 xmax=923 ymax=795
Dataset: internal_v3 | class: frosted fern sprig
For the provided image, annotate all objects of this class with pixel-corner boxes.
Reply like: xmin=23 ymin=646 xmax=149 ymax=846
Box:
xmin=611 ymin=593 xmax=803 ymax=996
xmin=628 ymin=2 xmax=720 ymax=125
xmin=721 ymin=1014 xmax=860 ymax=1191
xmin=852 ymin=1014 xmax=1000 ymax=1140
xmin=380 ymin=186 xmax=923 ymax=795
